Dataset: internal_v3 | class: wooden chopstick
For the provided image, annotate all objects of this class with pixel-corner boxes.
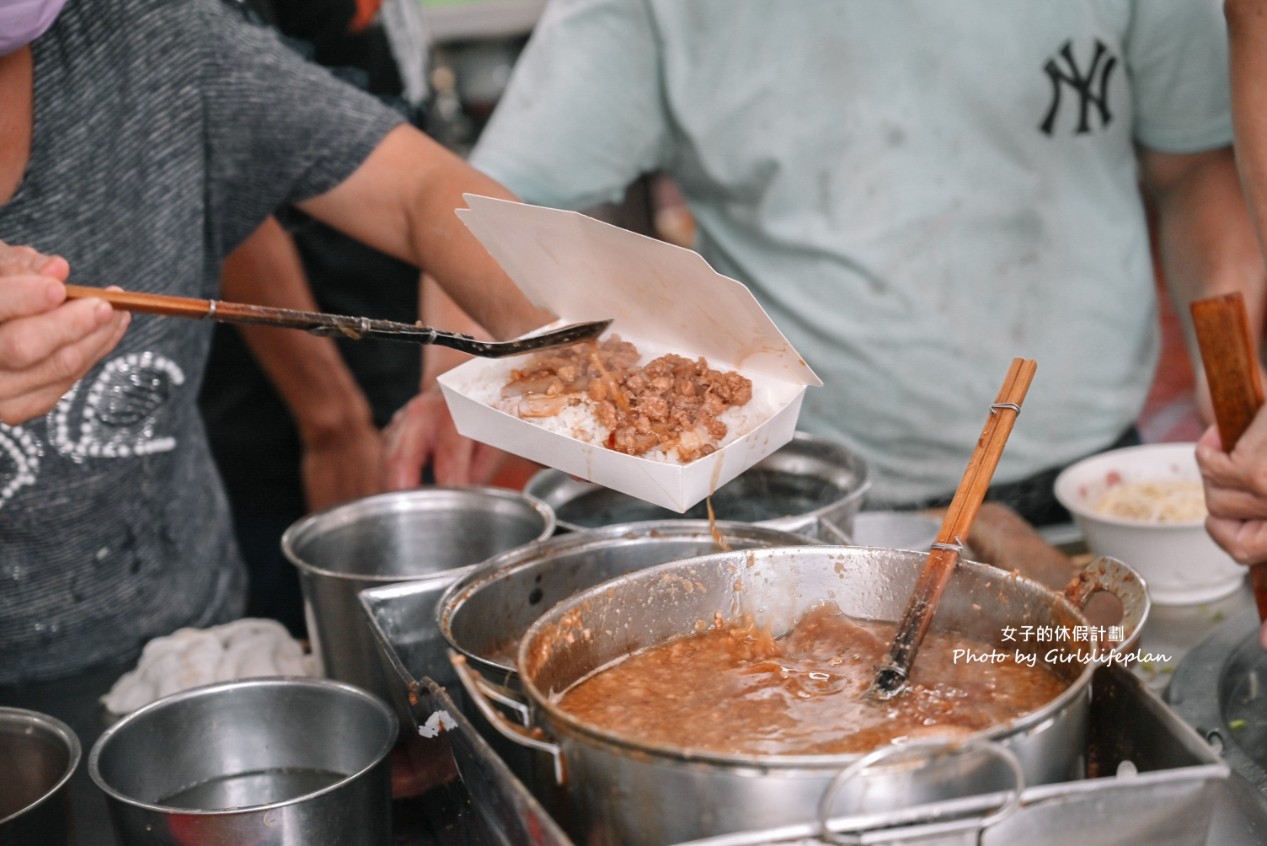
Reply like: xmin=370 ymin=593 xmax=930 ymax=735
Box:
xmin=872 ymin=357 xmax=1038 ymax=697
xmin=1191 ymin=292 xmax=1267 ymax=622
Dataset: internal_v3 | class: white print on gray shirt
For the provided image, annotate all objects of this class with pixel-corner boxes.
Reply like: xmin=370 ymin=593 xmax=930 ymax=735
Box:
xmin=0 ymin=351 xmax=184 ymax=509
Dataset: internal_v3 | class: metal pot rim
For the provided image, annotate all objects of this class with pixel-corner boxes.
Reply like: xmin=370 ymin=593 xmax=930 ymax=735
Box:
xmin=281 ymin=485 xmax=556 ymax=581
xmin=526 ymin=431 xmax=871 ymax=533
xmin=515 ymin=546 xmax=1142 ymax=769
xmin=87 ymin=676 xmax=398 ymax=815
xmin=0 ymin=707 xmax=81 ymax=826
xmin=436 ymin=519 xmax=818 ymax=673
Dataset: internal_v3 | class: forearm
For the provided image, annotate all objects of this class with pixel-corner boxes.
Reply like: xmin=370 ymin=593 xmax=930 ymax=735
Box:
xmin=221 ymin=218 xmax=373 ymax=445
xmin=297 ymin=125 xmax=554 ymax=340
xmin=1228 ymin=0 xmax=1267 ymax=257
xmin=1142 ymin=147 xmax=1267 ymax=372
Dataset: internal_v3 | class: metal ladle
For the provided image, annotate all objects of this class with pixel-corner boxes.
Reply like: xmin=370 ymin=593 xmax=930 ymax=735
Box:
xmin=64 ymin=285 xmax=611 ymax=358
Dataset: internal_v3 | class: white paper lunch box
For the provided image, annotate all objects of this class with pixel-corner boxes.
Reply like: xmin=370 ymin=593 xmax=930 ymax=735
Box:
xmin=439 ymin=194 xmax=822 ymax=513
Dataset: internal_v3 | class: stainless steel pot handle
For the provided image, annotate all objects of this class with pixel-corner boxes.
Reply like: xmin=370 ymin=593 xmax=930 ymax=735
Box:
xmin=1061 ymin=555 xmax=1150 ymax=655
xmin=449 ymin=651 xmax=566 ymax=784
xmin=815 ymin=737 xmax=1025 ymax=845
xmin=471 ymin=675 xmax=534 ymax=727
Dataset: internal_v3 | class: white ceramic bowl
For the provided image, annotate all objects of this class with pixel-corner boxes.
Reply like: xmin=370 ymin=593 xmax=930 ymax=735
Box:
xmin=1054 ymin=442 xmax=1246 ymax=605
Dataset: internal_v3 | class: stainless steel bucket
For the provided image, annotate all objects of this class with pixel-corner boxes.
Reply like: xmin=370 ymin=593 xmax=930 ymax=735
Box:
xmin=525 ymin=432 xmax=869 ymax=540
xmin=283 ymin=486 xmax=553 ymax=702
xmin=0 ymin=708 xmax=80 ymax=846
xmin=88 ymin=677 xmax=397 ymax=846
xmin=458 ymin=546 xmax=1148 ymax=846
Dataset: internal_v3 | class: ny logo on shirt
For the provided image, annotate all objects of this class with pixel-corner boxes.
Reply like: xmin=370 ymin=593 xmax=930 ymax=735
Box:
xmin=1038 ymin=39 xmax=1117 ymax=136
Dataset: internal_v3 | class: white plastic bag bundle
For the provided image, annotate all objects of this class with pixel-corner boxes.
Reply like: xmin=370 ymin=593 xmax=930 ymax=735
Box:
xmin=101 ymin=618 xmax=317 ymax=716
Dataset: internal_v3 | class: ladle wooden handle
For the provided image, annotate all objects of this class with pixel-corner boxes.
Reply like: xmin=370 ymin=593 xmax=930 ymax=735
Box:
xmin=872 ymin=358 xmax=1038 ymax=697
xmin=1191 ymin=293 xmax=1267 ymax=622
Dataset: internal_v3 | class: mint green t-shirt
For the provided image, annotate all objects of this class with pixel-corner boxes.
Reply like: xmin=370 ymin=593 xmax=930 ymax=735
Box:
xmin=471 ymin=0 xmax=1232 ymax=506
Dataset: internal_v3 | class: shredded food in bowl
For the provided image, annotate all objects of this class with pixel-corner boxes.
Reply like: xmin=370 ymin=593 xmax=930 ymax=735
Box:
xmin=1093 ymin=479 xmax=1207 ymax=523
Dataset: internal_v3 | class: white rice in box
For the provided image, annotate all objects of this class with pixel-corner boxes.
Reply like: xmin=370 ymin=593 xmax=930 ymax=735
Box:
xmin=466 ymin=339 xmax=778 ymax=465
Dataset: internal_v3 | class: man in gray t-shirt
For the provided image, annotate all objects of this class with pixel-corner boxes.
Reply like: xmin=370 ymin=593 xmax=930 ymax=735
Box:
xmin=0 ymin=0 xmax=549 ymax=684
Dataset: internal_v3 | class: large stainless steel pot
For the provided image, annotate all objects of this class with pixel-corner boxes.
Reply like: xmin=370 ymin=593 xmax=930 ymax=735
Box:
xmin=525 ymin=432 xmax=869 ymax=540
xmin=456 ymin=545 xmax=1148 ymax=846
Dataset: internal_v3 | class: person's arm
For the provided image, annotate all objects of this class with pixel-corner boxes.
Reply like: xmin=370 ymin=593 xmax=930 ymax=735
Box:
xmin=380 ymin=275 xmax=523 ymax=488
xmin=1228 ymin=0 xmax=1267 ymax=266
xmin=293 ymin=124 xmax=554 ymax=489
xmin=0 ymin=243 xmax=130 ymax=425
xmin=219 ymin=217 xmax=382 ymax=511
xmin=1188 ymin=0 xmax=1267 ymax=649
xmin=1138 ymin=145 xmax=1267 ymax=422
xmin=295 ymin=123 xmax=554 ymax=340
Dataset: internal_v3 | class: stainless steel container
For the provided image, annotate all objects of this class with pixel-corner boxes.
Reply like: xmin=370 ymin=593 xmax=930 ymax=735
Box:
xmin=424 ymin=658 xmax=1244 ymax=845
xmin=670 ymin=667 xmax=1230 ymax=846
xmin=0 ymin=708 xmax=80 ymax=846
xmin=525 ymin=432 xmax=869 ymax=540
xmin=459 ymin=546 xmax=1148 ymax=846
xmin=283 ymin=486 xmax=553 ymax=702
xmin=88 ymin=677 xmax=397 ymax=846
xmin=1168 ymin=607 xmax=1267 ymax=791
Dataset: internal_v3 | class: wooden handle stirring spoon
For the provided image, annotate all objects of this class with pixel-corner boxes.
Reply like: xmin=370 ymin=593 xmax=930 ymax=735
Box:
xmin=1191 ymin=292 xmax=1267 ymax=622
xmin=871 ymin=357 xmax=1038 ymax=699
